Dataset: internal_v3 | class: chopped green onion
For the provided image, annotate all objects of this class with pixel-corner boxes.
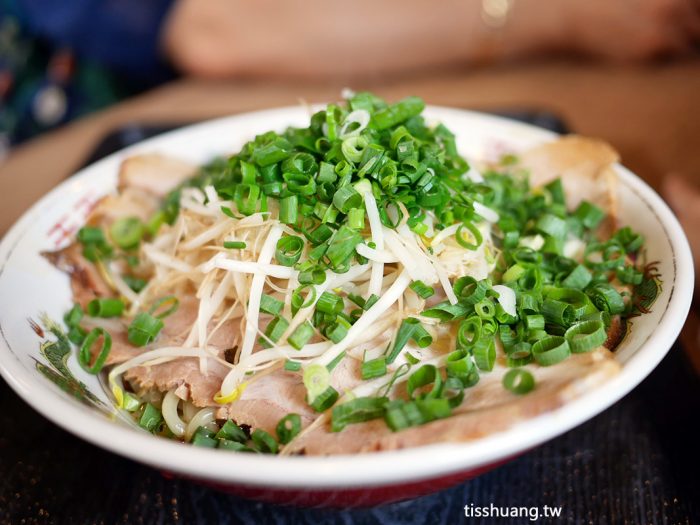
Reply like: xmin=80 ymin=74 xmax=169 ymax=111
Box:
xmin=190 ymin=427 xmax=217 ymax=448
xmin=275 ymin=235 xmax=304 ymax=266
xmin=308 ymin=386 xmax=339 ymax=412
xmin=525 ymin=314 xmax=545 ymax=331
xmin=218 ymin=439 xmax=255 ymax=452
xmin=386 ymin=317 xmax=423 ymax=363
xmin=372 ymin=96 xmax=425 ymax=130
xmin=422 ymin=301 xmax=470 ymax=322
xmin=220 ymin=206 xmax=237 ymax=219
xmin=305 ymin=223 xmax=334 ymax=245
xmin=316 ymin=292 xmax=343 ymax=315
xmin=518 ymin=292 xmax=541 ymax=315
xmin=502 ymin=368 xmax=535 ymax=394
xmin=347 ymin=207 xmax=365 ymax=230
xmin=247 ymin=429 xmax=277 ymax=454
xmin=261 ymin=316 xmax=289 ymax=347
xmin=146 ymin=210 xmax=166 ymax=236
xmin=123 ymin=275 xmax=147 ymax=293
xmin=67 ymin=325 xmax=87 ymax=345
xmin=86 ymin=298 xmax=124 ymax=318
xmin=331 ymin=397 xmax=388 ymax=432
xmin=407 ymin=364 xmax=444 ymax=400
xmin=288 ymin=321 xmax=314 ymax=350
xmin=565 ymin=320 xmax=607 ymax=353
xmin=545 ymin=288 xmax=596 ymax=319
xmin=457 ymin=316 xmax=482 ymax=348
xmin=474 ymin=299 xmax=496 ymax=319
xmin=276 ymin=414 xmax=302 ymax=444
xmin=347 ymin=293 xmax=365 ymax=308
xmin=291 ymin=285 xmax=316 ymax=316
xmin=502 ymin=264 xmax=526 ymax=283
xmin=587 ymin=284 xmax=625 ymax=315
xmin=64 ymin=304 xmax=83 ymax=327
xmin=456 ymin=222 xmax=483 ymax=250
xmin=454 ymin=277 xmax=490 ymax=305
xmin=361 ymin=357 xmax=387 ymax=380
xmin=216 ymin=420 xmax=248 ymax=443
xmin=223 ymin=241 xmax=246 ymax=249
xmin=409 ymin=280 xmax=435 ymax=299
xmin=473 ymin=337 xmax=496 ymax=371
xmin=303 ymin=363 xmax=330 ymax=401
xmin=616 ymin=266 xmax=643 ymax=285
xmin=562 ymin=264 xmax=592 ymax=290
xmin=252 ymin=137 xmax=292 ymax=166
xmin=262 ymin=181 xmax=283 ymax=197
xmin=333 ymin=186 xmax=362 ymax=213
xmin=78 ymin=327 xmax=111 ymax=374
xmin=532 ymin=336 xmax=571 ymax=366
xmin=259 ymin=294 xmax=284 ymax=315
xmin=284 ymin=359 xmax=301 ymax=372
xmin=122 ymin=393 xmax=141 ymax=412
xmin=318 ymin=161 xmax=337 ymax=182
xmin=545 ymin=178 xmax=565 ymax=205
xmin=127 ymin=312 xmax=164 ymax=347
xmin=279 ymin=195 xmax=298 ymax=224
xmin=411 ymin=323 xmax=432 ymax=348
xmin=384 ymin=398 xmax=451 ymax=432
xmin=77 ymin=226 xmax=106 ymax=244
xmin=499 ymin=323 xmax=519 ymax=349
xmin=325 ymin=105 xmax=339 ymax=141
xmin=326 ymin=317 xmax=351 ymax=343
xmin=542 ymin=299 xmax=576 ymax=326
xmin=110 ymin=217 xmax=144 ymax=249
xmin=341 ymin=136 xmax=368 ymax=163
xmin=613 ymin=227 xmax=644 ymax=253
xmin=364 ymin=294 xmax=379 ymax=310
xmin=139 ymin=403 xmax=163 ymax=433
xmin=384 ymin=401 xmax=422 ymax=431
xmin=574 ymin=201 xmax=606 ymax=229
xmin=404 ymin=352 xmax=420 ymax=365
xmin=326 ymin=350 xmax=346 ymax=372
xmin=326 ymin=225 xmax=362 ymax=269
xmin=536 ymin=214 xmax=567 ymax=239
xmin=446 ymin=349 xmax=479 ymax=387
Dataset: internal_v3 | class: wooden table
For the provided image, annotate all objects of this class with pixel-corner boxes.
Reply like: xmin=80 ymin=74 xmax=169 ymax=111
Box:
xmin=0 ymin=58 xmax=698 ymax=359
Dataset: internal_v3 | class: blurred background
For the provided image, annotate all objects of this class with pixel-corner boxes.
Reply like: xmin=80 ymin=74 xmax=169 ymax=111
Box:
xmin=2 ymin=0 xmax=700 ymax=146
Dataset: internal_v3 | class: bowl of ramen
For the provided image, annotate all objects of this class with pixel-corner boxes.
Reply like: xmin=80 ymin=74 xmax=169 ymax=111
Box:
xmin=0 ymin=94 xmax=693 ymax=506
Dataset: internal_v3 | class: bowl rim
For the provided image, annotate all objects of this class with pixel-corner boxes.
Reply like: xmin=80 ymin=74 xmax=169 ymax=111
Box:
xmin=0 ymin=105 xmax=694 ymax=489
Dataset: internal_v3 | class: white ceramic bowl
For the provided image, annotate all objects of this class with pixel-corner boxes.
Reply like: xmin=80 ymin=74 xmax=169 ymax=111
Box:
xmin=0 ymin=106 xmax=693 ymax=506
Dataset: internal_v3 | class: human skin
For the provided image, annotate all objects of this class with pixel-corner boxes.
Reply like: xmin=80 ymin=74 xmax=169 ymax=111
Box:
xmin=162 ymin=0 xmax=700 ymax=79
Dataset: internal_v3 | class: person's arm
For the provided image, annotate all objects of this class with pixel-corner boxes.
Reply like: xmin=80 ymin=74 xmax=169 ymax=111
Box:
xmin=161 ymin=0 xmax=700 ymax=79
xmin=161 ymin=0 xmax=561 ymax=78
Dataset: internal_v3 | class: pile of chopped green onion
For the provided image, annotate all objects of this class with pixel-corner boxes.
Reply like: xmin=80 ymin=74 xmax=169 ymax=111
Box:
xmin=62 ymin=92 xmax=658 ymax=450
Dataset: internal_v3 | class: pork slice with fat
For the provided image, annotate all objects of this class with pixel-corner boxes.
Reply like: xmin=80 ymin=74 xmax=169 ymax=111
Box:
xmin=518 ymin=136 xmax=620 ymax=235
xmin=287 ymin=348 xmax=619 ymax=455
xmin=43 ymin=243 xmax=112 ymax=308
xmin=118 ymin=154 xmax=196 ymax=197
